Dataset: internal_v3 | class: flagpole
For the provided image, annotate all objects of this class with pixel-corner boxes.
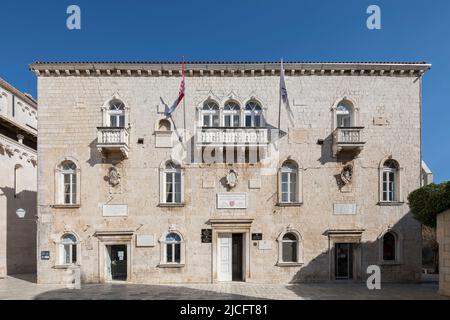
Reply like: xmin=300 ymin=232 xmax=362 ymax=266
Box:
xmin=182 ymin=58 xmax=186 ymax=143
xmin=278 ymin=59 xmax=283 ymax=133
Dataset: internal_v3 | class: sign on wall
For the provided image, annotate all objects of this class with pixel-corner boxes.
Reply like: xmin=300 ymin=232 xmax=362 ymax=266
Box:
xmin=252 ymin=233 xmax=263 ymax=241
xmin=217 ymin=193 xmax=247 ymax=209
xmin=40 ymin=251 xmax=50 ymax=260
xmin=201 ymin=229 xmax=212 ymax=243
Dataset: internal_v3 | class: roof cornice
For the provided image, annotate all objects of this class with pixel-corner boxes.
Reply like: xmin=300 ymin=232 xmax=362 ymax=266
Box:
xmin=0 ymin=78 xmax=37 ymax=108
xmin=29 ymin=61 xmax=431 ymax=77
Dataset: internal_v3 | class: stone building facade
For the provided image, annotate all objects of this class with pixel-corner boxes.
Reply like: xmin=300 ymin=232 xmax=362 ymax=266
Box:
xmin=30 ymin=61 xmax=430 ymax=284
xmin=437 ymin=209 xmax=450 ymax=297
xmin=0 ymin=78 xmax=37 ymax=277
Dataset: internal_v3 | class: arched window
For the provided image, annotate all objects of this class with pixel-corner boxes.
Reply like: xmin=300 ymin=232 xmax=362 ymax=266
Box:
xmin=223 ymin=101 xmax=241 ymax=127
xmin=280 ymin=161 xmax=298 ymax=203
xmin=336 ymin=101 xmax=354 ymax=128
xmin=165 ymin=233 xmax=182 ymax=263
xmin=158 ymin=119 xmax=172 ymax=131
xmin=277 ymin=229 xmax=303 ymax=265
xmin=202 ymin=101 xmax=220 ymax=127
xmin=244 ymin=101 xmax=263 ymax=127
xmin=108 ymin=100 xmax=125 ymax=127
xmin=159 ymin=231 xmax=185 ymax=266
xmin=282 ymin=233 xmax=298 ymax=262
xmin=383 ymin=232 xmax=396 ymax=261
xmin=60 ymin=233 xmax=78 ymax=265
xmin=61 ymin=161 xmax=77 ymax=205
xmin=163 ymin=161 xmax=182 ymax=204
xmin=382 ymin=160 xmax=399 ymax=202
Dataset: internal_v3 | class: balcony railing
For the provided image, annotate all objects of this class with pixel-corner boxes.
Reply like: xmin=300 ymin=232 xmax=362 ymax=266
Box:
xmin=97 ymin=127 xmax=130 ymax=158
xmin=332 ymin=127 xmax=365 ymax=157
xmin=197 ymin=127 xmax=269 ymax=146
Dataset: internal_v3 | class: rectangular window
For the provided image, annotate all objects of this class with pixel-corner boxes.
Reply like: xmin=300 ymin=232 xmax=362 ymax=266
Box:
xmin=233 ymin=115 xmax=240 ymax=127
xmin=382 ymin=172 xmax=395 ymax=202
xmin=224 ymin=115 xmax=231 ymax=127
xmin=245 ymin=115 xmax=252 ymax=127
xmin=203 ymin=115 xmax=209 ymax=127
xmin=212 ymin=115 xmax=219 ymax=126
xmin=282 ymin=242 xmax=297 ymax=262
xmin=63 ymin=173 xmax=77 ymax=204
xmin=174 ymin=244 xmax=181 ymax=263
xmin=165 ymin=172 xmax=181 ymax=203
xmin=167 ymin=244 xmax=173 ymax=262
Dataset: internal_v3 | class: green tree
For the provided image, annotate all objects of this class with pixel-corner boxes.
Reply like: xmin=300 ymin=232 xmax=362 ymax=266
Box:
xmin=408 ymin=182 xmax=450 ymax=227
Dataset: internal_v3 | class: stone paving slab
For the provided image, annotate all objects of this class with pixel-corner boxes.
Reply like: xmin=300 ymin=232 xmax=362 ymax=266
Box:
xmin=0 ymin=275 xmax=448 ymax=300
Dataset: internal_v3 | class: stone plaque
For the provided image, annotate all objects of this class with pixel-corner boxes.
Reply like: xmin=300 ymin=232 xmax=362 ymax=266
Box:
xmin=136 ymin=235 xmax=155 ymax=247
xmin=373 ymin=116 xmax=389 ymax=126
xmin=202 ymin=177 xmax=215 ymax=189
xmin=102 ymin=204 xmax=128 ymax=217
xmin=217 ymin=193 xmax=247 ymax=209
xmin=333 ymin=203 xmax=357 ymax=215
xmin=248 ymin=179 xmax=261 ymax=189
xmin=258 ymin=240 xmax=272 ymax=250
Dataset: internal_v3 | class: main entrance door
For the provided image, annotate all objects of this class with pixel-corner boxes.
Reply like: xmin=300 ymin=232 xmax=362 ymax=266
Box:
xmin=218 ymin=233 xmax=244 ymax=282
xmin=335 ymin=243 xmax=354 ymax=280
xmin=107 ymin=245 xmax=127 ymax=281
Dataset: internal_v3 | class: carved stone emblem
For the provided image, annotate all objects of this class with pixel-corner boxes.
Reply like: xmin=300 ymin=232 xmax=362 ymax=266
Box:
xmin=340 ymin=164 xmax=353 ymax=185
xmin=108 ymin=167 xmax=121 ymax=187
xmin=226 ymin=170 xmax=238 ymax=189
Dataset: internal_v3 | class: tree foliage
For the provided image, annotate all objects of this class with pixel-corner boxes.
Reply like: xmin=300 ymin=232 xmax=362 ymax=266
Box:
xmin=408 ymin=182 xmax=450 ymax=227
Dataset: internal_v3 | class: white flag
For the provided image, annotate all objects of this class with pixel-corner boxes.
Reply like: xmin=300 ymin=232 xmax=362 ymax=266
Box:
xmin=280 ymin=60 xmax=295 ymax=127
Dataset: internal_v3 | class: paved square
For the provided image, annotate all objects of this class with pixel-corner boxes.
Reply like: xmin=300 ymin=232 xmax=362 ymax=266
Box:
xmin=0 ymin=274 xmax=447 ymax=300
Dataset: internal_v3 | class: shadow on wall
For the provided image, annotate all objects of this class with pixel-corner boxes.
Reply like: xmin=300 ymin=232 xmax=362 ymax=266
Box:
xmin=0 ymin=187 xmax=37 ymax=276
xmin=287 ymin=212 xmax=422 ymax=284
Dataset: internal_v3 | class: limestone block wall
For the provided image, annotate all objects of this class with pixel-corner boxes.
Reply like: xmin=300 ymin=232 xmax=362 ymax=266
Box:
xmin=0 ymin=136 xmax=37 ymax=277
xmin=437 ymin=209 xmax=450 ymax=296
xmin=35 ymin=68 xmax=423 ymax=284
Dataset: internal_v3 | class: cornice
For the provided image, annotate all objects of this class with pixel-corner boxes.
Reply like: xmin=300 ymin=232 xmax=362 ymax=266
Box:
xmin=29 ymin=61 xmax=431 ymax=78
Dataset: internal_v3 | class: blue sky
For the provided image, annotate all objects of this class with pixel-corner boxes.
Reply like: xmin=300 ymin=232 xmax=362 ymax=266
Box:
xmin=1 ymin=0 xmax=449 ymax=182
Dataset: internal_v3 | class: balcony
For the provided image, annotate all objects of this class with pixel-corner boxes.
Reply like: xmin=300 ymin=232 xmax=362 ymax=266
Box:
xmin=332 ymin=127 xmax=365 ymax=157
xmin=97 ymin=127 xmax=130 ymax=158
xmin=196 ymin=127 xmax=269 ymax=147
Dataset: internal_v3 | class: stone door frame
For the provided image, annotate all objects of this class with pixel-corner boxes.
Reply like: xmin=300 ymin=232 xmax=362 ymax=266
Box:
xmin=94 ymin=230 xmax=134 ymax=283
xmin=209 ymin=218 xmax=253 ymax=283
xmin=327 ymin=229 xmax=364 ymax=282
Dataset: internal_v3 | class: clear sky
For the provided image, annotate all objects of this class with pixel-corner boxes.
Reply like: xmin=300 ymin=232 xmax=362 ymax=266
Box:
xmin=1 ymin=0 xmax=449 ymax=182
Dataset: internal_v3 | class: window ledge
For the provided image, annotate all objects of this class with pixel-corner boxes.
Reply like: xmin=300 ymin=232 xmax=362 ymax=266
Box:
xmin=158 ymin=203 xmax=185 ymax=208
xmin=377 ymin=202 xmax=404 ymax=207
xmin=53 ymin=264 xmax=80 ymax=270
xmin=157 ymin=263 xmax=185 ymax=268
xmin=276 ymin=262 xmax=304 ymax=267
xmin=52 ymin=204 xmax=81 ymax=209
xmin=276 ymin=202 xmax=303 ymax=207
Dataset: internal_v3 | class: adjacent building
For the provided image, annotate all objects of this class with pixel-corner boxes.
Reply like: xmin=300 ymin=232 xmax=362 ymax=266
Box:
xmin=30 ymin=61 xmax=430 ymax=284
xmin=0 ymin=78 xmax=37 ymax=278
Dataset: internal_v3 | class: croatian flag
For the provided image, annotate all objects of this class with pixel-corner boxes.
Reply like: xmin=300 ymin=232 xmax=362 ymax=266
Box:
xmin=165 ymin=61 xmax=185 ymax=117
xmin=280 ymin=59 xmax=295 ymax=126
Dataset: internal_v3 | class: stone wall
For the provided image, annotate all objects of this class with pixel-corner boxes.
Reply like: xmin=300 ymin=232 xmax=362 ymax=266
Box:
xmin=0 ymin=135 xmax=37 ymax=277
xmin=35 ymin=68 xmax=424 ymax=284
xmin=437 ymin=209 xmax=450 ymax=296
